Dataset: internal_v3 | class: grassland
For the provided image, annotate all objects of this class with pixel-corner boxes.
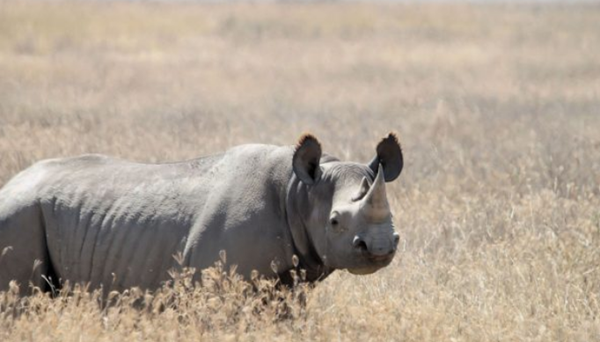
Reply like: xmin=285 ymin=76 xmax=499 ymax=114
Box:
xmin=1 ymin=1 xmax=600 ymax=341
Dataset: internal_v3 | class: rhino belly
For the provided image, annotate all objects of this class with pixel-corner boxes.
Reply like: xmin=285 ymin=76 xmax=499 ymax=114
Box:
xmin=40 ymin=199 xmax=190 ymax=291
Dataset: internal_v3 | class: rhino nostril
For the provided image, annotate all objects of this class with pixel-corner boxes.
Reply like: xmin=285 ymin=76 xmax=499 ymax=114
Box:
xmin=393 ymin=232 xmax=400 ymax=246
xmin=357 ymin=241 xmax=368 ymax=251
xmin=352 ymin=235 xmax=368 ymax=251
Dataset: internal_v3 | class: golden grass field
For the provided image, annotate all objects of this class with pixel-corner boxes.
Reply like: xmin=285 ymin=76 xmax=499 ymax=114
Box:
xmin=1 ymin=1 xmax=600 ymax=340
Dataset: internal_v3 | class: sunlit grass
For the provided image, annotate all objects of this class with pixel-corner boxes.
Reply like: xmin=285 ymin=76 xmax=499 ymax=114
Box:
xmin=1 ymin=1 xmax=600 ymax=341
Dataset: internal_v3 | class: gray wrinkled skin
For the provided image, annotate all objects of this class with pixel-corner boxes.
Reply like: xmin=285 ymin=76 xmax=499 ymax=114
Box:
xmin=0 ymin=134 xmax=403 ymax=293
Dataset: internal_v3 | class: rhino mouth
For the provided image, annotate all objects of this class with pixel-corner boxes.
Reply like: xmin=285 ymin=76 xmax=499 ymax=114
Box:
xmin=367 ymin=253 xmax=395 ymax=263
xmin=352 ymin=235 xmax=396 ymax=263
xmin=356 ymin=246 xmax=395 ymax=263
xmin=347 ymin=261 xmax=390 ymax=275
xmin=347 ymin=267 xmax=380 ymax=275
xmin=346 ymin=249 xmax=395 ymax=275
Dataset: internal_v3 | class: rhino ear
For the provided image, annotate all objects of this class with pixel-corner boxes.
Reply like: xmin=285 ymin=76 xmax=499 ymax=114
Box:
xmin=293 ymin=134 xmax=322 ymax=185
xmin=368 ymin=132 xmax=403 ymax=182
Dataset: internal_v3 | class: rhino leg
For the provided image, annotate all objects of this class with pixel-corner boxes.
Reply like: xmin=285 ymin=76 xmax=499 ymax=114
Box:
xmin=0 ymin=203 xmax=53 ymax=294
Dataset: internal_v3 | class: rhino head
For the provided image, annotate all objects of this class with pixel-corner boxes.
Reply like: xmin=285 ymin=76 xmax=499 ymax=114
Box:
xmin=287 ymin=133 xmax=403 ymax=280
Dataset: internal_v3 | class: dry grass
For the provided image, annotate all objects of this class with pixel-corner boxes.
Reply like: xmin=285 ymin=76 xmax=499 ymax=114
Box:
xmin=1 ymin=1 xmax=600 ymax=341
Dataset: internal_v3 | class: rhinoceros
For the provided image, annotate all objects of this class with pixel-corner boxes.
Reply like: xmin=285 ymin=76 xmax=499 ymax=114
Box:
xmin=0 ymin=133 xmax=403 ymax=293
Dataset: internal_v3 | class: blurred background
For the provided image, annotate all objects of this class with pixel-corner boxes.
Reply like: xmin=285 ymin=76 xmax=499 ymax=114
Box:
xmin=1 ymin=0 xmax=599 ymax=340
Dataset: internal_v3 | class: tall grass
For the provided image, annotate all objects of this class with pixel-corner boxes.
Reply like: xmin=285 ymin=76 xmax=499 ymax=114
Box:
xmin=1 ymin=1 xmax=600 ymax=341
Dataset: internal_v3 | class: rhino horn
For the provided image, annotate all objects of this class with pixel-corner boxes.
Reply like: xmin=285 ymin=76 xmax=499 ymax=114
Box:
xmin=361 ymin=164 xmax=390 ymax=219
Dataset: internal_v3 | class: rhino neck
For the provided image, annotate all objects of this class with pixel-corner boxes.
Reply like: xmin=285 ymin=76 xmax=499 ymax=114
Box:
xmin=284 ymin=176 xmax=334 ymax=283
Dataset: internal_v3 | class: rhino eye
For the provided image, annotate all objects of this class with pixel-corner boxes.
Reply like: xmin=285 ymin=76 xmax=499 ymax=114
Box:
xmin=329 ymin=211 xmax=343 ymax=229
